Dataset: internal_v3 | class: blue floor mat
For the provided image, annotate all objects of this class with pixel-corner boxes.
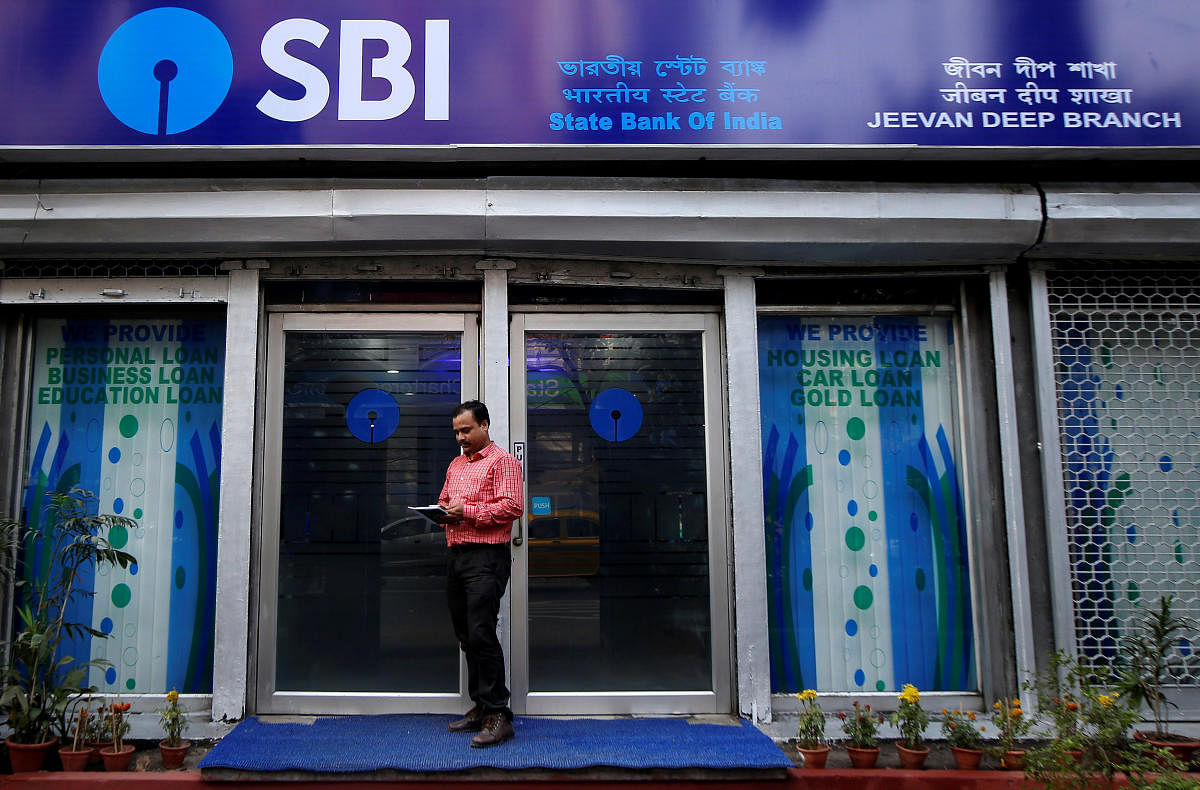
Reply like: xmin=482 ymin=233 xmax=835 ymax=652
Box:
xmin=199 ymin=714 xmax=792 ymax=773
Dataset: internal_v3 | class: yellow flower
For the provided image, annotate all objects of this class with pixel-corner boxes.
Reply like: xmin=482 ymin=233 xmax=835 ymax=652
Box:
xmin=967 ymin=712 xmax=976 ymax=721
xmin=797 ymin=689 xmax=818 ymax=702
xmin=993 ymin=701 xmax=1002 ymax=710
xmin=166 ymin=689 xmax=179 ymax=704
xmin=1098 ymin=694 xmax=1114 ymax=708
xmin=1012 ymin=698 xmax=1021 ymax=707
xmin=898 ymin=684 xmax=920 ymax=704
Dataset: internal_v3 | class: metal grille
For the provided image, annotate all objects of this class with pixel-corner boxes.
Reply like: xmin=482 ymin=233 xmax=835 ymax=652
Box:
xmin=1047 ymin=266 xmax=1200 ymax=684
xmin=1 ymin=260 xmax=223 ymax=278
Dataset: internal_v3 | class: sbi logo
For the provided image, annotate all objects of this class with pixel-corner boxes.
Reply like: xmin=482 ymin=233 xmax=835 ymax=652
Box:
xmin=98 ymin=7 xmax=449 ymax=135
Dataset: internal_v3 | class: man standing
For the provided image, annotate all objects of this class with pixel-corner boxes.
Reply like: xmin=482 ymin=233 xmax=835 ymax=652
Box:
xmin=438 ymin=400 xmax=523 ymax=747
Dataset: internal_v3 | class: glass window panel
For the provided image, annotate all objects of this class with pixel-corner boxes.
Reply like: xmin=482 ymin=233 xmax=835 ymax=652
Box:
xmin=275 ymin=332 xmax=461 ymax=692
xmin=24 ymin=316 xmax=225 ymax=694
xmin=525 ymin=332 xmax=712 ymax=692
xmin=758 ymin=315 xmax=976 ymax=693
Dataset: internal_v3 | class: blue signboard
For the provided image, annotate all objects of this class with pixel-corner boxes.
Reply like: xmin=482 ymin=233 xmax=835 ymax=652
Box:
xmin=0 ymin=1 xmax=1195 ymax=151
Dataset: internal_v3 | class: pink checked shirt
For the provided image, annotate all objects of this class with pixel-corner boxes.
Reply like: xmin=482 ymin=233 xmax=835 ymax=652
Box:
xmin=437 ymin=441 xmax=524 ymax=546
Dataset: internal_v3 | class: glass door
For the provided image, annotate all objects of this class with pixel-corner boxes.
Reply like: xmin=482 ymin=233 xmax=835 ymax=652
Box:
xmin=509 ymin=313 xmax=731 ymax=714
xmin=257 ymin=313 xmax=478 ymax=714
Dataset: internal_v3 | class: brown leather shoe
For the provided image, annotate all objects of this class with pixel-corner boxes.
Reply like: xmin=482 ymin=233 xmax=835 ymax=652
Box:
xmin=470 ymin=713 xmax=514 ymax=748
xmin=448 ymin=705 xmax=484 ymax=732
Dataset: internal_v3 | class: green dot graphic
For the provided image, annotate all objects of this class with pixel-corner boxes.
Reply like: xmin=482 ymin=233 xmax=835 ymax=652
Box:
xmin=1127 ymin=581 xmax=1140 ymax=601
xmin=853 ymin=585 xmax=874 ymax=610
xmin=847 ymin=417 xmax=866 ymax=440
xmin=112 ymin=583 xmax=132 ymax=608
xmin=119 ymin=414 xmax=138 ymax=438
xmin=1176 ymin=543 xmax=1185 ymax=564
xmin=175 ymin=566 xmax=187 ymax=590
xmin=845 ymin=527 xmax=866 ymax=551
xmin=868 ymin=510 xmax=878 ymax=521
xmin=109 ymin=525 xmax=128 ymax=550
xmin=876 ymin=680 xmax=886 ymax=692
xmin=915 ymin=568 xmax=926 ymax=591
xmin=126 ymin=678 xmax=136 ymax=690
xmin=133 ymin=508 xmax=143 ymax=520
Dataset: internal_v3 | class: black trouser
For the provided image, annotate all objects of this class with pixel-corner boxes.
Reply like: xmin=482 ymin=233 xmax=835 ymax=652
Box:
xmin=446 ymin=542 xmax=512 ymax=720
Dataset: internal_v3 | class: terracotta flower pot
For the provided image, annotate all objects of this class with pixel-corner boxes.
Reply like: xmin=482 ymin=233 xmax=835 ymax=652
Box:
xmin=58 ymin=746 xmax=96 ymax=772
xmin=896 ymin=742 xmax=930 ymax=769
xmin=99 ymin=744 xmax=135 ymax=771
xmin=86 ymin=741 xmax=113 ymax=765
xmin=1001 ymin=749 xmax=1027 ymax=770
xmin=846 ymin=745 xmax=880 ymax=769
xmin=159 ymin=739 xmax=191 ymax=770
xmin=949 ymin=745 xmax=984 ymax=770
xmin=6 ymin=736 xmax=58 ymax=773
xmin=796 ymin=744 xmax=829 ymax=769
xmin=1134 ymin=729 xmax=1200 ymax=766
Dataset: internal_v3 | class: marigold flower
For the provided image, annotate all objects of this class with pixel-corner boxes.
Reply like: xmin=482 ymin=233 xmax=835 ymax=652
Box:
xmin=993 ymin=701 xmax=1002 ymax=710
xmin=1012 ymin=698 xmax=1021 ymax=707
xmin=1066 ymin=701 xmax=1078 ymax=711
xmin=838 ymin=712 xmax=847 ymax=720
xmin=967 ymin=712 xmax=976 ymax=720
xmin=1098 ymin=694 xmax=1114 ymax=708
xmin=899 ymin=683 xmax=921 ymax=704
xmin=166 ymin=689 xmax=180 ymax=704
xmin=941 ymin=708 xmax=949 ymax=715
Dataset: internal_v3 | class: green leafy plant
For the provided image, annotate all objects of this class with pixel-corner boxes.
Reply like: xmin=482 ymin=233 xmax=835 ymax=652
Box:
xmin=940 ymin=708 xmax=983 ymax=750
xmin=888 ymin=683 xmax=929 ymax=749
xmin=0 ymin=489 xmax=136 ymax=743
xmin=1118 ymin=595 xmax=1200 ymax=740
xmin=155 ymin=688 xmax=188 ymax=747
xmin=989 ymin=695 xmax=1032 ymax=753
xmin=1024 ymin=650 xmax=1182 ymax=790
xmin=1027 ymin=650 xmax=1087 ymax=752
xmin=839 ymin=700 xmax=884 ymax=749
xmin=108 ymin=700 xmax=131 ymax=751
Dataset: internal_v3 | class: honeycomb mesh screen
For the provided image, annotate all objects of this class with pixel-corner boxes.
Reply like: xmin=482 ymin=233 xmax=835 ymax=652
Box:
xmin=1047 ymin=266 xmax=1200 ymax=682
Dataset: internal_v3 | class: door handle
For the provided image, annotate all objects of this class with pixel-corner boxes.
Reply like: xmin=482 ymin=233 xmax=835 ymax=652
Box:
xmin=512 ymin=441 xmax=525 ymax=546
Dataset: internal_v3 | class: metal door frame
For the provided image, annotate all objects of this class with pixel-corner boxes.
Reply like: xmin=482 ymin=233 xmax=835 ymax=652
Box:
xmin=255 ymin=311 xmax=479 ymax=715
xmin=507 ymin=312 xmax=731 ymax=715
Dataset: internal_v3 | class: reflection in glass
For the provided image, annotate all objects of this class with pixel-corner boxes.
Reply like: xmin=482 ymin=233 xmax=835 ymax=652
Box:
xmin=525 ymin=333 xmax=711 ymax=692
xmin=275 ymin=332 xmax=461 ymax=692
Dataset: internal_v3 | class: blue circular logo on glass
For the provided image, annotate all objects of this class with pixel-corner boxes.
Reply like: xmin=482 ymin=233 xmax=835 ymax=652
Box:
xmin=98 ymin=7 xmax=233 ymax=135
xmin=346 ymin=388 xmax=401 ymax=444
xmin=589 ymin=388 xmax=643 ymax=442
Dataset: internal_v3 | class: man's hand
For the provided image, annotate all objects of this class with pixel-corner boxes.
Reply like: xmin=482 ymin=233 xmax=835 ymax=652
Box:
xmin=444 ymin=501 xmax=466 ymax=522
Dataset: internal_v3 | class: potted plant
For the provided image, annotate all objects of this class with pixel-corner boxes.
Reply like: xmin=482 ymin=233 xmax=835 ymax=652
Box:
xmin=1119 ymin=595 xmax=1200 ymax=764
xmin=792 ymin=689 xmax=828 ymax=768
xmin=941 ymin=708 xmax=985 ymax=769
xmin=839 ymin=700 xmax=884 ymax=768
xmin=155 ymin=688 xmax=191 ymax=769
xmin=989 ymin=696 xmax=1032 ymax=769
xmin=888 ymin=683 xmax=930 ymax=769
xmin=57 ymin=702 xmax=96 ymax=771
xmin=99 ymin=700 xmax=133 ymax=771
xmin=1024 ymin=653 xmax=1185 ymax=790
xmin=84 ymin=697 xmax=113 ymax=761
xmin=0 ymin=489 xmax=136 ymax=772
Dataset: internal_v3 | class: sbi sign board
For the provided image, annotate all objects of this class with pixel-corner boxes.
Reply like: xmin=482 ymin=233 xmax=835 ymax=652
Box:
xmin=97 ymin=8 xmax=447 ymax=135
xmin=0 ymin=0 xmax=1197 ymax=149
